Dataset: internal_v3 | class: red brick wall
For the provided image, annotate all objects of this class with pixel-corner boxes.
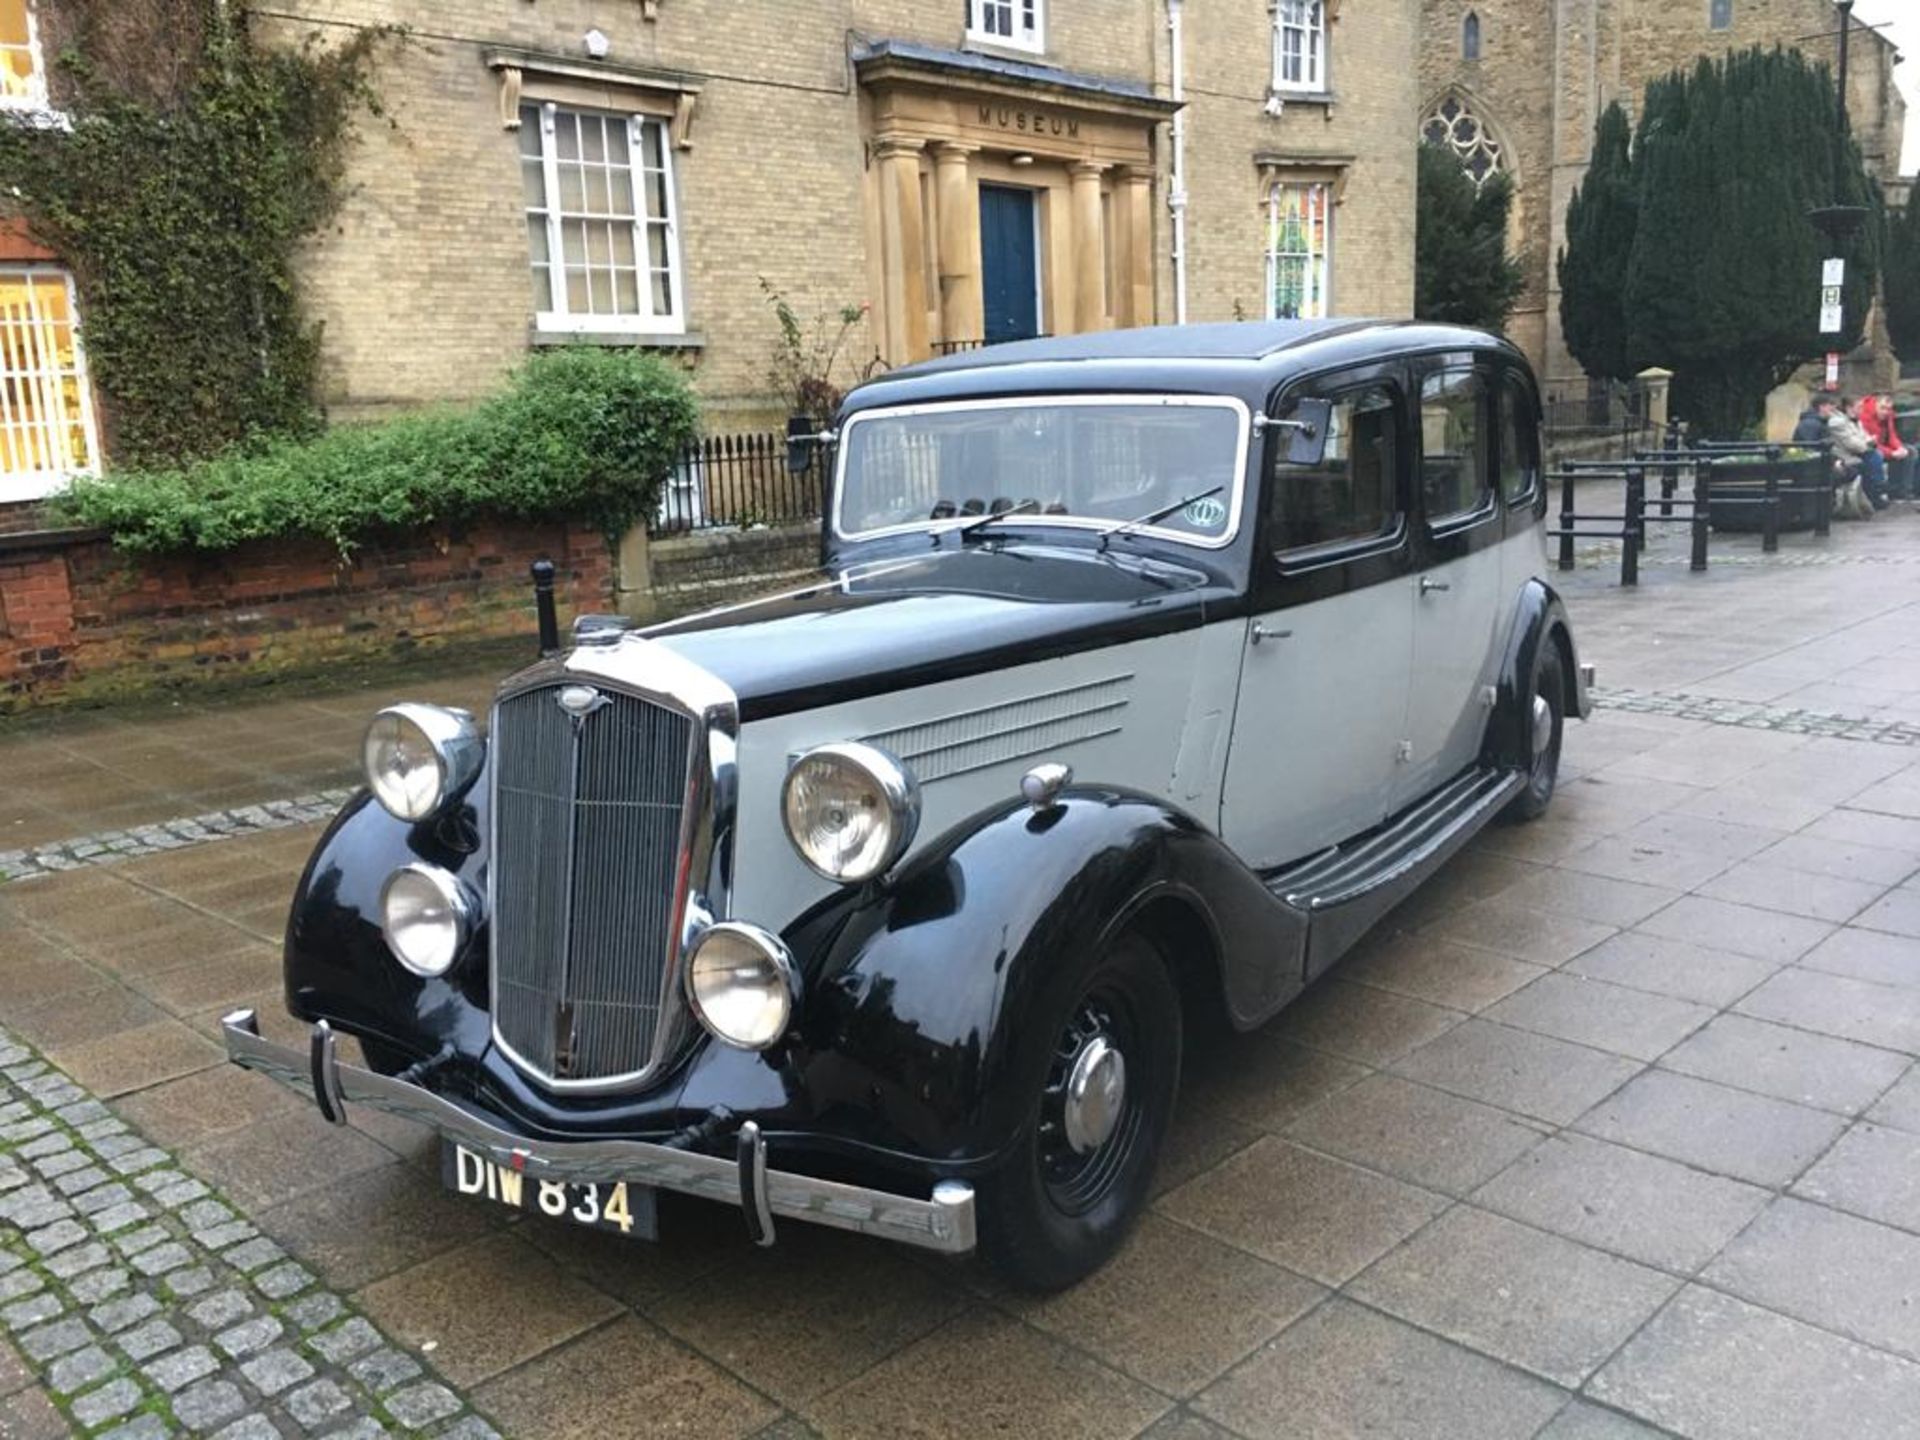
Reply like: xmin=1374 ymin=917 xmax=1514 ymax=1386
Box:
xmin=0 ymin=519 xmax=612 ymax=712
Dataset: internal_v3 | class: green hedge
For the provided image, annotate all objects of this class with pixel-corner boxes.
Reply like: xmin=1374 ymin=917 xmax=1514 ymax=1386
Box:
xmin=57 ymin=348 xmax=700 ymax=555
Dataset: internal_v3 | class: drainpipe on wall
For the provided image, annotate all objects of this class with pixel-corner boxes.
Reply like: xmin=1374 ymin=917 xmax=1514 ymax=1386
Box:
xmin=1167 ymin=0 xmax=1189 ymax=325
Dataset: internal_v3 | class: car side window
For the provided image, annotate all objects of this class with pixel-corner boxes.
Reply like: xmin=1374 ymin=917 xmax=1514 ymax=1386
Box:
xmin=1268 ymin=386 xmax=1401 ymax=554
xmin=1497 ymin=373 xmax=1540 ymax=504
xmin=1419 ymin=369 xmax=1491 ymax=523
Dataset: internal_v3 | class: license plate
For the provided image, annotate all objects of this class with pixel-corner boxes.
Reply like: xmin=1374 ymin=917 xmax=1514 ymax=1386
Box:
xmin=441 ymin=1143 xmax=657 ymax=1240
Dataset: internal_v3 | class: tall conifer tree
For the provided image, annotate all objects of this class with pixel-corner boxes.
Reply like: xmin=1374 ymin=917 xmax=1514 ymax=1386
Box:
xmin=1558 ymin=47 xmax=1880 ymax=437
xmin=1886 ymin=202 xmax=1920 ymax=371
xmin=1558 ymin=103 xmax=1637 ymax=382
xmin=1415 ymin=143 xmax=1525 ymax=330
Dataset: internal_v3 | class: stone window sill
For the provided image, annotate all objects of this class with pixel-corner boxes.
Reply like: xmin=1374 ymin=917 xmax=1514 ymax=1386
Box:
xmin=529 ymin=330 xmax=706 ymax=351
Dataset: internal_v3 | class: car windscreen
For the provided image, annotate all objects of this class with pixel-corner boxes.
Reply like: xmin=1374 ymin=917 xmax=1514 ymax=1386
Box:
xmin=834 ymin=397 xmax=1247 ymax=547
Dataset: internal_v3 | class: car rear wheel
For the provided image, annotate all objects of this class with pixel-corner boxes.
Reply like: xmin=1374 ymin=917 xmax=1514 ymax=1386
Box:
xmin=1506 ymin=640 xmax=1566 ymax=822
xmin=976 ymin=928 xmax=1181 ymax=1292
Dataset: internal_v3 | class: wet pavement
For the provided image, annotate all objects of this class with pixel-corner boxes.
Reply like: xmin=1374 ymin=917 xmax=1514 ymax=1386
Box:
xmin=6 ymin=506 xmax=1920 ymax=1436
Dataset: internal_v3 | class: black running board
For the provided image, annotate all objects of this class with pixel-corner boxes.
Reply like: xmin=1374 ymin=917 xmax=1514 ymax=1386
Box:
xmin=1264 ymin=766 xmax=1527 ymax=981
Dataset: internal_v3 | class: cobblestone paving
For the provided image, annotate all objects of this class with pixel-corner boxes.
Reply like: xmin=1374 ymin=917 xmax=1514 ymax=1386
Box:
xmin=1591 ymin=687 xmax=1920 ymax=746
xmin=0 ymin=795 xmax=354 ymax=887
xmin=0 ymin=1027 xmax=497 ymax=1439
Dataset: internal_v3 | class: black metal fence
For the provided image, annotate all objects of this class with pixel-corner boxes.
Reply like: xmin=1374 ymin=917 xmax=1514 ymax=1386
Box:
xmin=1542 ymin=378 xmax=1662 ymax=455
xmin=655 ymin=432 xmax=825 ymax=534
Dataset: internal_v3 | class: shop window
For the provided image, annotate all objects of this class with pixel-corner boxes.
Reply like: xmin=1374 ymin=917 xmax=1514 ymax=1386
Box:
xmin=0 ymin=269 xmax=100 ymax=503
xmin=520 ymin=102 xmax=684 ymax=335
xmin=1709 ymin=0 xmax=1732 ymax=30
xmin=1463 ymin=11 xmax=1481 ymax=60
xmin=1272 ymin=0 xmax=1327 ymax=95
xmin=0 ymin=0 xmax=44 ymax=111
xmin=1265 ymin=182 xmax=1331 ymax=320
xmin=968 ymin=0 xmax=1043 ymax=53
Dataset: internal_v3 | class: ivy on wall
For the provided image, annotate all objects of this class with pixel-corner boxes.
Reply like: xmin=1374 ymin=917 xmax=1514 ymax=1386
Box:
xmin=0 ymin=0 xmax=391 ymax=469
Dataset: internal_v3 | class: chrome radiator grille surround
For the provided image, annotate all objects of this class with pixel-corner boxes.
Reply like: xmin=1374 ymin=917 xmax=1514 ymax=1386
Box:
xmin=488 ymin=678 xmax=706 ymax=1091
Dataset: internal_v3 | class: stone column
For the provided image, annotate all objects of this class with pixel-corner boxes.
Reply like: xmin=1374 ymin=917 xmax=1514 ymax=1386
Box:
xmin=1070 ymin=161 xmax=1108 ymax=334
xmin=1120 ymin=167 xmax=1153 ymax=328
xmin=932 ymin=142 xmax=982 ymax=346
xmin=875 ymin=138 xmax=929 ymax=364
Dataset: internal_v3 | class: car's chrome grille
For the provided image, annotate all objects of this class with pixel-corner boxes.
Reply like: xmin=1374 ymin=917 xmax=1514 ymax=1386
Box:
xmin=490 ymin=684 xmax=695 ymax=1087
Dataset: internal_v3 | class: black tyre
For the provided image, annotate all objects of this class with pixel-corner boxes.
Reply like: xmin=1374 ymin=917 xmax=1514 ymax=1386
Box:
xmin=1505 ymin=639 xmax=1566 ymax=822
xmin=976 ymin=929 xmax=1181 ymax=1292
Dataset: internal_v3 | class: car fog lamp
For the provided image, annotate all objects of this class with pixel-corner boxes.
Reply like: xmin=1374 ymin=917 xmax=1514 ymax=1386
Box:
xmin=363 ymin=703 xmax=483 ymax=822
xmin=781 ymin=742 xmax=920 ymax=883
xmin=380 ymin=864 xmax=473 ymax=978
xmin=686 ymin=923 xmax=799 ymax=1050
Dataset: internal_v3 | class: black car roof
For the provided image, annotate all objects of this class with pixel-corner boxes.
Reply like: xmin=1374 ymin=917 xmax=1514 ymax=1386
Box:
xmin=841 ymin=319 xmax=1527 ymax=416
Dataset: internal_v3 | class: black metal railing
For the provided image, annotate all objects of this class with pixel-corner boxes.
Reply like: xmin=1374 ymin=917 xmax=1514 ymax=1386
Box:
xmin=654 ymin=432 xmax=826 ymax=534
xmin=930 ymin=333 xmax=1050 ymax=357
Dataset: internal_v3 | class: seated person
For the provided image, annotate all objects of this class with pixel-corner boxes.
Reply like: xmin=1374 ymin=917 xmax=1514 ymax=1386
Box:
xmin=1824 ymin=395 xmax=1889 ymax=511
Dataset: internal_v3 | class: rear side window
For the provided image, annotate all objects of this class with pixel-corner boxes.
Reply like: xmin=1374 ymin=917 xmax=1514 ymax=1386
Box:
xmin=1268 ymin=386 xmax=1402 ymax=553
xmin=1419 ymin=369 xmax=1491 ymax=522
xmin=1497 ymin=374 xmax=1540 ymax=504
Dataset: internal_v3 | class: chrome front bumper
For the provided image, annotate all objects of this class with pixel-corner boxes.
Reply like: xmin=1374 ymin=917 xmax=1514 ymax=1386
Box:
xmin=220 ymin=1010 xmax=976 ymax=1256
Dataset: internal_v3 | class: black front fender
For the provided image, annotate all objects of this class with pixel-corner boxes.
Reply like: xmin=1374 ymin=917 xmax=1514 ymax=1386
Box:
xmin=781 ymin=786 xmax=1307 ymax=1167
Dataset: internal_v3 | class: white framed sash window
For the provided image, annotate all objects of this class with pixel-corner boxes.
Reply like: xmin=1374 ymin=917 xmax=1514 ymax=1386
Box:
xmin=1272 ymin=0 xmax=1327 ymax=94
xmin=520 ymin=102 xmax=684 ymax=335
xmin=968 ymin=0 xmax=1044 ymax=53
xmin=0 ymin=267 xmax=99 ymax=502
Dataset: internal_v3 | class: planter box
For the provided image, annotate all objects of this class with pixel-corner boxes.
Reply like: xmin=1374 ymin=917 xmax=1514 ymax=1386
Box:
xmin=1706 ymin=452 xmax=1829 ymax=534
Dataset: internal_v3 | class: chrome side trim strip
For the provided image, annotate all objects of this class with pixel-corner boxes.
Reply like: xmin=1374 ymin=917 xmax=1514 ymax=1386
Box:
xmin=221 ymin=1010 xmax=976 ymax=1257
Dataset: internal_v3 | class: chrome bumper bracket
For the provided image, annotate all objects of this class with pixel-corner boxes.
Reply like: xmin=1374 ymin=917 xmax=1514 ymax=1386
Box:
xmin=220 ymin=1010 xmax=976 ymax=1257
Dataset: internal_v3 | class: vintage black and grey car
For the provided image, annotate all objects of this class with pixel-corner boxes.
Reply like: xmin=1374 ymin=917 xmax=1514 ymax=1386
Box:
xmin=222 ymin=320 xmax=1591 ymax=1289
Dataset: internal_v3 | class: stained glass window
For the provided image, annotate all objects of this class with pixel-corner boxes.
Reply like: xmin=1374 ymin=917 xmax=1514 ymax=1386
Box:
xmin=0 ymin=269 xmax=99 ymax=501
xmin=521 ymin=103 xmax=683 ymax=333
xmin=1422 ymin=94 xmax=1503 ymax=192
xmin=1266 ymin=183 xmax=1331 ymax=321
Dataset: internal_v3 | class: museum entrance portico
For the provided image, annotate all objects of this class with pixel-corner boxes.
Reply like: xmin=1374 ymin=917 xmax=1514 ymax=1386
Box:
xmin=854 ymin=40 xmax=1178 ymax=366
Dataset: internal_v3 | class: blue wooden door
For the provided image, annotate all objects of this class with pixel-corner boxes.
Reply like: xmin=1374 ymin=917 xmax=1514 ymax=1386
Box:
xmin=979 ymin=185 xmax=1039 ymax=344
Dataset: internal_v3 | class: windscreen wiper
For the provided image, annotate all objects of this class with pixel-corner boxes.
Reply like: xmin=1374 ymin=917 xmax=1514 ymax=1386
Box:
xmin=1095 ymin=485 xmax=1226 ymax=551
xmin=950 ymin=499 xmax=1041 ymax=543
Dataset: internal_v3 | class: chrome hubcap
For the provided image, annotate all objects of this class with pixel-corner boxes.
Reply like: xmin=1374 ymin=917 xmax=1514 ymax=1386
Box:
xmin=1530 ymin=693 xmax=1553 ymax=761
xmin=1061 ymin=1035 xmax=1127 ymax=1155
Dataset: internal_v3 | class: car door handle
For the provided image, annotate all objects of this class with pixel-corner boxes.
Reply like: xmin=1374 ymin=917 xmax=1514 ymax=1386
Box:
xmin=1419 ymin=577 xmax=1451 ymax=595
xmin=1250 ymin=622 xmax=1292 ymax=645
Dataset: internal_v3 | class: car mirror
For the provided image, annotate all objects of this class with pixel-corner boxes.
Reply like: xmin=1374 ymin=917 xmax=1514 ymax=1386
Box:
xmin=1282 ymin=399 xmax=1333 ymax=466
xmin=786 ymin=417 xmax=815 ymax=475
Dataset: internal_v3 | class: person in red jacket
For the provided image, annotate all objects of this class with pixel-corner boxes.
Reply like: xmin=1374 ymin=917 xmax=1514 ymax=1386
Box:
xmin=1861 ymin=393 xmax=1914 ymax=501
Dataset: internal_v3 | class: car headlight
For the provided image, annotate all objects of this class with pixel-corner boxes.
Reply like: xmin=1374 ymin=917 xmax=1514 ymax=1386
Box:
xmin=781 ymin=742 xmax=920 ymax=883
xmin=380 ymin=864 xmax=474 ymax=978
xmin=363 ymin=703 xmax=483 ymax=822
xmin=685 ymin=923 xmax=799 ymax=1050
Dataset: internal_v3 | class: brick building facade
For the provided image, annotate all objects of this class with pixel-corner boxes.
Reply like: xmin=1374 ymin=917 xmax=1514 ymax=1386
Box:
xmin=248 ymin=0 xmax=1419 ymax=434
xmin=1418 ymin=0 xmax=1907 ymax=392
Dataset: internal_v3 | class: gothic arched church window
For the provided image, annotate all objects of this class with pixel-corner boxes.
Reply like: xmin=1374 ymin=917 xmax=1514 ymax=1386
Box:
xmin=1709 ymin=0 xmax=1732 ymax=31
xmin=1422 ymin=94 xmax=1502 ymax=190
xmin=1463 ymin=11 xmax=1481 ymax=61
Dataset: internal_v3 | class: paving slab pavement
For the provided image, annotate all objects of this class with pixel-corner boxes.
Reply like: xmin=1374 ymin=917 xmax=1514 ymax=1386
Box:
xmin=5 ymin=507 xmax=1920 ymax=1435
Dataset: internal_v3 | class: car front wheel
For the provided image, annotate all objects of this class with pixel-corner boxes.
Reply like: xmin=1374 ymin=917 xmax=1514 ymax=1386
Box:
xmin=976 ymin=929 xmax=1181 ymax=1292
xmin=1507 ymin=639 xmax=1566 ymax=821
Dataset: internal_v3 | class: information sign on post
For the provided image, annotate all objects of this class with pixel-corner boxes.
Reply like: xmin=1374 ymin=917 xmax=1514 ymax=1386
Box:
xmin=1820 ymin=257 xmax=1845 ymax=334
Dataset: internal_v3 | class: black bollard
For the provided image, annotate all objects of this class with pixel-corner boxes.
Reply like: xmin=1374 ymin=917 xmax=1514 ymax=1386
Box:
xmin=531 ymin=559 xmax=560 ymax=656
xmin=1660 ymin=468 xmax=1676 ymax=519
xmin=1690 ymin=459 xmax=1711 ymax=572
xmin=1622 ymin=470 xmax=1643 ymax=587
xmin=1762 ymin=469 xmax=1779 ymax=554
xmin=1558 ymin=471 xmax=1575 ymax=572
